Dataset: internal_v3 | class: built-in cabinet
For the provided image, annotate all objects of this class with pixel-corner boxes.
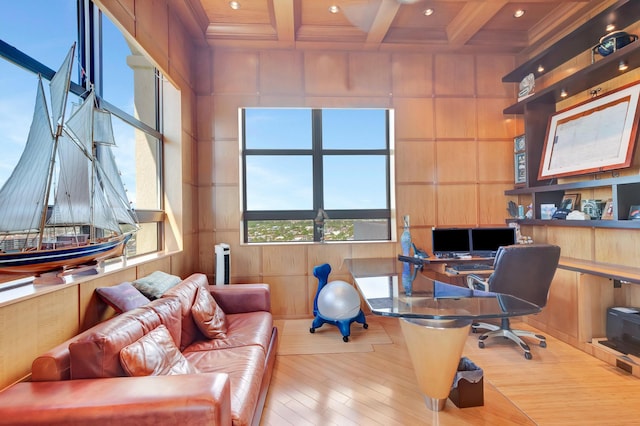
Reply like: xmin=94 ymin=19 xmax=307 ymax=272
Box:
xmin=504 ymin=0 xmax=640 ymax=229
xmin=503 ymin=0 xmax=640 ymax=376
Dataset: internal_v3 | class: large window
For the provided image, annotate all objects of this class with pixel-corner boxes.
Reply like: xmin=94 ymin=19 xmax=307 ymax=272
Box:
xmin=242 ymin=108 xmax=393 ymax=243
xmin=0 ymin=1 xmax=165 ymax=260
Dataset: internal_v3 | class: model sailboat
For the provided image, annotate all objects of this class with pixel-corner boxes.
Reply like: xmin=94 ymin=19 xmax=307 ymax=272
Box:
xmin=0 ymin=44 xmax=137 ymax=279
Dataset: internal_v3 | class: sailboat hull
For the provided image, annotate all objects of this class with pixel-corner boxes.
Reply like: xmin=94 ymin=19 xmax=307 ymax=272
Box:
xmin=0 ymin=233 xmax=132 ymax=275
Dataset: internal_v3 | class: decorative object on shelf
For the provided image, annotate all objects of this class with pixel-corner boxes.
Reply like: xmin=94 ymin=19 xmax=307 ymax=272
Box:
xmin=539 ymin=81 xmax=640 ymax=180
xmin=540 ymin=204 xmax=557 ymax=220
xmin=592 ymin=31 xmax=638 ymax=62
xmin=628 ymin=205 xmax=640 ymax=220
xmin=517 ymin=205 xmax=525 ymax=219
xmin=581 ymin=199 xmax=606 ymax=219
xmin=525 ymin=204 xmax=533 ymax=219
xmin=507 ymin=201 xmax=519 ymax=219
xmin=567 ymin=211 xmax=591 ymax=220
xmin=514 ymin=134 xmax=526 ymax=185
xmin=601 ymin=199 xmax=614 ymax=220
xmin=400 ymin=215 xmax=412 ymax=296
xmin=518 ymin=73 xmax=535 ymax=101
xmin=561 ymin=193 xmax=581 ymax=211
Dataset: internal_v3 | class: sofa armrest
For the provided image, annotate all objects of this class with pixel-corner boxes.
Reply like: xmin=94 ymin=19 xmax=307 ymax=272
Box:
xmin=0 ymin=373 xmax=231 ymax=426
xmin=209 ymin=284 xmax=271 ymax=314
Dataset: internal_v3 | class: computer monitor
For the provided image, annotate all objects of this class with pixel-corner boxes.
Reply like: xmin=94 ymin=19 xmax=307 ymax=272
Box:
xmin=431 ymin=228 xmax=471 ymax=257
xmin=470 ymin=227 xmax=516 ymax=257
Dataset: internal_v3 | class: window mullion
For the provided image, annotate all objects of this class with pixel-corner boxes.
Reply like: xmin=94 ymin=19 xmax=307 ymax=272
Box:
xmin=312 ymin=109 xmax=323 ymax=242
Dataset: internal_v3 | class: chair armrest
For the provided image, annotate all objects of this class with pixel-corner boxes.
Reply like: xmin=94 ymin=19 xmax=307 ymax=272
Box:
xmin=466 ymin=274 xmax=489 ymax=292
xmin=209 ymin=284 xmax=271 ymax=314
xmin=0 ymin=373 xmax=231 ymax=426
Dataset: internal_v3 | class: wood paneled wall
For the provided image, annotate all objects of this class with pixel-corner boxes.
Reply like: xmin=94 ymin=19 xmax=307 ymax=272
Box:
xmin=197 ymin=48 xmax=522 ymax=318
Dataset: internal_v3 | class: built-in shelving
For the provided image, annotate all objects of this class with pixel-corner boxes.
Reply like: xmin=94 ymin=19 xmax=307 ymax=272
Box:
xmin=503 ymin=0 xmax=640 ymax=230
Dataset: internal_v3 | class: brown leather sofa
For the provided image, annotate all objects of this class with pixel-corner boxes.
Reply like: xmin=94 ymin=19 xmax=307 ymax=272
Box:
xmin=0 ymin=273 xmax=278 ymax=426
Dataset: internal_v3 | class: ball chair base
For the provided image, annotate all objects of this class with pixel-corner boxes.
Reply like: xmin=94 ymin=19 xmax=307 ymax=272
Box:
xmin=309 ymin=310 xmax=368 ymax=342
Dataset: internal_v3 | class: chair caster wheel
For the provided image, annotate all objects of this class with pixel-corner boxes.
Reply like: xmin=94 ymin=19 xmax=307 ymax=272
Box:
xmin=478 ymin=341 xmax=485 ymax=349
xmin=525 ymin=352 xmax=532 ymax=360
xmin=540 ymin=341 xmax=547 ymax=348
xmin=343 ymin=336 xmax=349 ymax=342
xmin=309 ymin=328 xmax=315 ymax=333
xmin=363 ymin=323 xmax=369 ymax=329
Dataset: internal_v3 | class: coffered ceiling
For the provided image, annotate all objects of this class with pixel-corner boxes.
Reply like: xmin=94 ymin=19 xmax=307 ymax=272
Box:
xmin=171 ymin=0 xmax=616 ymax=56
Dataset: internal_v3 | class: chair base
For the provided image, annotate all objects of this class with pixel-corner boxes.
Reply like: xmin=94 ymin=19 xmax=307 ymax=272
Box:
xmin=472 ymin=320 xmax=547 ymax=360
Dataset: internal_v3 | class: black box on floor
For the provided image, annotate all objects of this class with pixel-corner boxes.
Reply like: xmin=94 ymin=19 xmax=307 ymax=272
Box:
xmin=449 ymin=357 xmax=484 ymax=408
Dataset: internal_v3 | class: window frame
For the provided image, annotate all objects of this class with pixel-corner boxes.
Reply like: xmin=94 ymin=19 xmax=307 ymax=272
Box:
xmin=241 ymin=107 xmax=392 ymax=243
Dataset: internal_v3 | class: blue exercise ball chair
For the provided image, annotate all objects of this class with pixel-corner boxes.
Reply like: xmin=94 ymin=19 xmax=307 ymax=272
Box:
xmin=310 ymin=263 xmax=367 ymax=342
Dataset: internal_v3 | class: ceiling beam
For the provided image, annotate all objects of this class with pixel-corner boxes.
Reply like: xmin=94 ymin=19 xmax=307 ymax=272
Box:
xmin=446 ymin=1 xmax=507 ymax=46
xmin=272 ymin=0 xmax=295 ymax=44
xmin=366 ymin=0 xmax=401 ymax=45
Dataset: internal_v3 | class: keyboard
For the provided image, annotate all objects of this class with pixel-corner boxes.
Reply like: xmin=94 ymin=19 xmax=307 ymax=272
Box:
xmin=451 ymin=263 xmax=493 ymax=272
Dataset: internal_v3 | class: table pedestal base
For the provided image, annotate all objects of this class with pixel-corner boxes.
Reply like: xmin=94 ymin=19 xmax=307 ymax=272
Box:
xmin=400 ymin=318 xmax=472 ymax=411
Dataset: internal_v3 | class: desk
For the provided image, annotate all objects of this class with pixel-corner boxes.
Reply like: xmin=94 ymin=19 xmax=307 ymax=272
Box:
xmin=345 ymin=258 xmax=539 ymax=411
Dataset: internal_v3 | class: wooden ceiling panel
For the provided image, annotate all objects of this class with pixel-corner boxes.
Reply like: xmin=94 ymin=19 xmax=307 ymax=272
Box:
xmin=172 ymin=0 xmax=620 ymax=53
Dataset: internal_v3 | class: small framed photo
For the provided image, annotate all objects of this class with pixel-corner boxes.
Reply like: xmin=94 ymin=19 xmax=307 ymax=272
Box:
xmin=514 ymin=152 xmax=526 ymax=184
xmin=601 ymin=199 xmax=614 ymax=220
xmin=514 ymin=134 xmax=525 ymax=153
xmin=629 ymin=205 xmax=640 ymax=220
xmin=560 ymin=193 xmax=580 ymax=211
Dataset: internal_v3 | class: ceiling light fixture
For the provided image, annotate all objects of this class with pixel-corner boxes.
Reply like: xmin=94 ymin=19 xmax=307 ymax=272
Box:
xmin=423 ymin=8 xmax=434 ymax=16
xmin=606 ymin=24 xmax=616 ymax=32
xmin=513 ymin=9 xmax=525 ymax=18
xmin=537 ymin=64 xmax=544 ymax=73
xmin=560 ymin=89 xmax=568 ymax=98
xmin=229 ymin=1 xmax=240 ymax=10
xmin=328 ymin=5 xmax=340 ymax=14
xmin=619 ymin=60 xmax=629 ymax=71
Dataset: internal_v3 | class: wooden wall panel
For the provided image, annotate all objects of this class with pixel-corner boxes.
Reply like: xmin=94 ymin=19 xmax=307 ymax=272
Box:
xmin=395 ymin=184 xmax=436 ymax=227
xmin=436 ymin=184 xmax=478 ymax=225
xmin=395 ymin=140 xmax=435 ymax=184
xmin=391 ymin=53 xmax=433 ymax=97
xmin=268 ymin=276 xmax=309 ymax=318
xmin=262 ymin=245 xmax=308 ymax=276
xmin=478 ymin=140 xmax=512 ymax=182
xmin=545 ymin=269 xmax=579 ymax=339
xmin=391 ymin=98 xmax=434 ymax=140
xmin=303 ymin=52 xmax=349 ymax=95
xmin=594 ymin=228 xmax=640 ymax=267
xmin=475 ymin=55 xmax=515 ymax=98
xmin=578 ymin=274 xmax=614 ymax=342
xmin=213 ymin=51 xmax=259 ymax=94
xmin=213 ymin=94 xmax=259 ymax=140
xmin=477 ymin=98 xmax=516 ymax=139
xmin=434 ymin=98 xmax=477 ymax=139
xmin=478 ymin=183 xmax=513 ymax=225
xmin=436 ymin=141 xmax=477 ymax=182
xmin=348 ymin=52 xmax=392 ymax=96
xmin=214 ymin=185 xmax=241 ymax=230
xmin=260 ymin=50 xmax=304 ymax=94
xmin=547 ymin=227 xmax=593 ymax=260
xmin=434 ymin=54 xmax=475 ymax=95
xmin=135 ymin=0 xmax=169 ymax=72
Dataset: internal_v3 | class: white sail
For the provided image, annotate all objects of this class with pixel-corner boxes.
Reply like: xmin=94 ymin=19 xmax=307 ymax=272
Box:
xmin=49 ymin=44 xmax=74 ymax=134
xmin=0 ymin=78 xmax=54 ymax=232
xmin=93 ymin=108 xmax=116 ymax=146
xmin=96 ymin=144 xmax=137 ymax=226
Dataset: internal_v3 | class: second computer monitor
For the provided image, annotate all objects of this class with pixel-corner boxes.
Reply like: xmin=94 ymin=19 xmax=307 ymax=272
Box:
xmin=470 ymin=227 xmax=516 ymax=257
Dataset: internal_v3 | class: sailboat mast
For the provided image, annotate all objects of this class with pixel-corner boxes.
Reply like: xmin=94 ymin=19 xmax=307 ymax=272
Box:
xmin=37 ymin=134 xmax=59 ymax=250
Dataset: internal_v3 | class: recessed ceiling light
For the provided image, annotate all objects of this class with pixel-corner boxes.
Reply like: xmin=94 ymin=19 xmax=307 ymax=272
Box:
xmin=606 ymin=24 xmax=616 ymax=32
xmin=229 ymin=1 xmax=240 ymax=10
xmin=423 ymin=8 xmax=434 ymax=16
xmin=514 ymin=9 xmax=525 ymax=18
xmin=560 ymin=89 xmax=568 ymax=98
xmin=329 ymin=5 xmax=340 ymax=14
xmin=537 ymin=65 xmax=545 ymax=73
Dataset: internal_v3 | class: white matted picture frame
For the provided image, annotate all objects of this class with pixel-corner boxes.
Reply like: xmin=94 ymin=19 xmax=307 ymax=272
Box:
xmin=601 ymin=199 xmax=614 ymax=220
xmin=538 ymin=81 xmax=640 ymax=180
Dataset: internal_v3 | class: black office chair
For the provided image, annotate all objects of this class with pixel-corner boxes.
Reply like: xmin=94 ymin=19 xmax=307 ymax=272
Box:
xmin=466 ymin=244 xmax=561 ymax=360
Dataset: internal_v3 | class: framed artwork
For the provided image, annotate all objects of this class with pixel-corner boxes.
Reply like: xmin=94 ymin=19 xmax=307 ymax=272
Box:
xmin=560 ymin=193 xmax=581 ymax=211
xmin=514 ymin=134 xmax=525 ymax=153
xmin=538 ymin=81 xmax=640 ymax=180
xmin=514 ymin=152 xmax=526 ymax=184
xmin=601 ymin=199 xmax=614 ymax=220
xmin=629 ymin=205 xmax=640 ymax=220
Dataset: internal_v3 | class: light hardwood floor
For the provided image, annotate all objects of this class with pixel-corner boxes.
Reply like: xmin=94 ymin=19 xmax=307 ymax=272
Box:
xmin=262 ymin=316 xmax=640 ymax=425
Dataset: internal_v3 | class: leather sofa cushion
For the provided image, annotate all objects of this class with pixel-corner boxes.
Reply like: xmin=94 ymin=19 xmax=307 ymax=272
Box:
xmin=120 ymin=324 xmax=200 ymax=376
xmin=186 ymin=345 xmax=265 ymax=426
xmin=192 ymin=285 xmax=228 ymax=339
xmin=69 ymin=297 xmax=182 ymax=379
xmin=96 ymin=282 xmax=150 ymax=313
xmin=184 ymin=311 xmax=272 ymax=354
xmin=162 ymin=274 xmax=211 ymax=350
